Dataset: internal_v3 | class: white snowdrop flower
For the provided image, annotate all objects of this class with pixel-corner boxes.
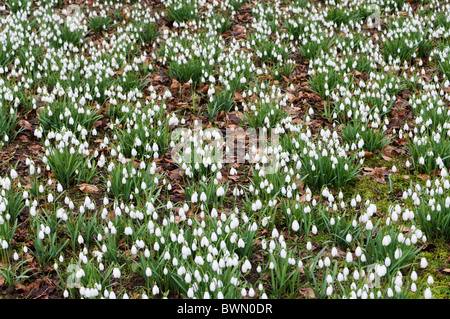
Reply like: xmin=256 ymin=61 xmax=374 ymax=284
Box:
xmin=10 ymin=169 xmax=18 ymax=179
xmin=394 ymin=248 xmax=402 ymax=260
xmin=331 ymin=247 xmax=338 ymax=257
xmin=382 ymin=235 xmax=391 ymax=246
xmin=152 ymin=285 xmax=160 ymax=295
xmin=272 ymin=228 xmax=279 ymax=238
xmin=420 ymin=258 xmax=427 ymax=268
xmin=346 ymin=252 xmax=353 ymax=263
xmin=318 ymin=260 xmax=324 ymax=269
xmin=326 ymin=285 xmax=333 ymax=296
xmin=63 ymin=290 xmax=69 ymax=298
xmin=124 ymin=226 xmax=133 ymax=236
xmin=345 ymin=234 xmax=352 ymax=243
xmin=187 ymin=287 xmax=194 ymax=298
xmin=387 ymin=288 xmax=394 ymax=298
xmin=306 ymin=242 xmax=312 ymax=250
xmin=326 ymin=274 xmax=333 ymax=284
xmin=216 ymin=186 xmax=225 ymax=197
xmin=113 ymin=268 xmax=121 ymax=279
xmin=424 ymin=288 xmax=432 ymax=299
xmin=427 ymin=276 xmax=434 ymax=285
xmin=292 ymin=220 xmax=299 ymax=231
xmin=385 ymin=257 xmax=391 ymax=267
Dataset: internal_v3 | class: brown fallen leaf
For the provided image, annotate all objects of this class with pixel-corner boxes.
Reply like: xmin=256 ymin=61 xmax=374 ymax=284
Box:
xmin=398 ymin=225 xmax=411 ymax=233
xmin=17 ymin=135 xmax=29 ymax=143
xmin=93 ymin=120 xmax=103 ymax=128
xmin=299 ymin=287 xmax=316 ymax=299
xmin=382 ymin=145 xmax=395 ymax=156
xmin=0 ymin=274 xmax=4 ymax=286
xmin=170 ymin=79 xmax=181 ymax=90
xmin=15 ymin=282 xmax=26 ymax=291
xmin=382 ymin=155 xmax=393 ymax=162
xmin=234 ymin=92 xmax=244 ymax=101
xmin=19 ymin=119 xmax=33 ymax=131
xmin=287 ymin=92 xmax=297 ymax=103
xmin=441 ymin=268 xmax=450 ymax=274
xmin=77 ymin=183 xmax=100 ymax=194
xmin=28 ymin=144 xmax=43 ymax=152
xmin=373 ymin=177 xmax=387 ymax=184
xmin=417 ymin=174 xmax=430 ymax=180
xmin=364 ymin=151 xmax=374 ymax=158
xmin=362 ymin=167 xmax=375 ymax=176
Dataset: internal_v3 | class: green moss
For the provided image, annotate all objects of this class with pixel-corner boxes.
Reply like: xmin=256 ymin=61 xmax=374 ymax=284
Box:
xmin=416 ymin=238 xmax=450 ymax=299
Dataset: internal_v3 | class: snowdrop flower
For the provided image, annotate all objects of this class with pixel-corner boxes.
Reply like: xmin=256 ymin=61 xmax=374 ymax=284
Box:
xmin=326 ymin=285 xmax=333 ymax=296
xmin=346 ymin=252 xmax=353 ymax=263
xmin=113 ymin=268 xmax=121 ymax=279
xmin=420 ymin=258 xmax=428 ymax=268
xmin=424 ymin=288 xmax=432 ymax=299
xmin=216 ymin=186 xmax=225 ymax=197
xmin=345 ymin=234 xmax=352 ymax=243
xmin=331 ymin=247 xmax=338 ymax=257
xmin=292 ymin=220 xmax=299 ymax=231
xmin=10 ymin=169 xmax=18 ymax=179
